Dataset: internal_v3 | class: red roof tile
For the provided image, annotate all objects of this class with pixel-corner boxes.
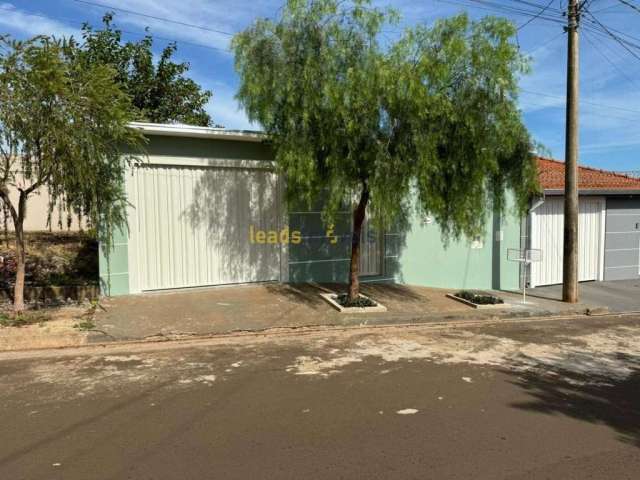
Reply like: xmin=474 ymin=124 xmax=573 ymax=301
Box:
xmin=537 ymin=157 xmax=640 ymax=191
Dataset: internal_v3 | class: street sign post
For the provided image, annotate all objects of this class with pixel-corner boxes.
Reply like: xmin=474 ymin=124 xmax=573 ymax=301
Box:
xmin=507 ymin=248 xmax=542 ymax=304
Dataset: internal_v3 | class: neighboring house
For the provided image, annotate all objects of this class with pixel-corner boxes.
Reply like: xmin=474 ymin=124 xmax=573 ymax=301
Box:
xmin=99 ymin=122 xmax=521 ymax=295
xmin=527 ymin=158 xmax=640 ymax=287
xmin=98 ymin=123 xmax=639 ymax=296
xmin=3 ymin=173 xmax=84 ymax=232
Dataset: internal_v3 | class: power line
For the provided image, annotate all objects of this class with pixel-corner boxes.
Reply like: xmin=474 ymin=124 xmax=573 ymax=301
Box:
xmin=517 ymin=0 xmax=557 ymax=30
xmin=520 ymin=88 xmax=640 ymax=115
xmin=435 ymin=0 xmax=566 ymax=24
xmin=617 ymin=0 xmax=640 ymax=14
xmin=6 ymin=1 xmax=640 ymax=118
xmin=583 ymin=14 xmax=640 ymax=47
xmin=582 ymin=7 xmax=640 ymax=61
xmin=72 ymin=0 xmax=235 ymax=37
xmin=0 ymin=5 xmax=230 ymax=53
xmin=518 ymin=100 xmax=639 ymax=121
xmin=523 ymin=30 xmax=565 ymax=54
xmin=582 ymin=29 xmax=640 ymax=89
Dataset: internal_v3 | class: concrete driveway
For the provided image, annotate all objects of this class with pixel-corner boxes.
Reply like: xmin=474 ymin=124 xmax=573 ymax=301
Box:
xmin=530 ymin=279 xmax=640 ymax=313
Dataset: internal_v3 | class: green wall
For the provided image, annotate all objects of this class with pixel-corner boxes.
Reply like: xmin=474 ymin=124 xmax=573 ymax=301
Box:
xmin=137 ymin=135 xmax=273 ymax=160
xmin=99 ymin=225 xmax=129 ymax=296
xmin=389 ymin=197 xmax=521 ymax=291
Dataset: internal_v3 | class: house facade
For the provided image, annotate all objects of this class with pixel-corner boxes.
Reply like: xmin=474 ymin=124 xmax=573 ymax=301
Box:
xmin=526 ymin=158 xmax=640 ymax=287
xmin=99 ymin=123 xmax=522 ymax=295
xmin=100 ymin=123 xmax=639 ymax=296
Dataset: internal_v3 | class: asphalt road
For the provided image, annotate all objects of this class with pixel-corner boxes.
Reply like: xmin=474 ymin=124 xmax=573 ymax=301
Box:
xmin=1 ymin=315 xmax=639 ymax=479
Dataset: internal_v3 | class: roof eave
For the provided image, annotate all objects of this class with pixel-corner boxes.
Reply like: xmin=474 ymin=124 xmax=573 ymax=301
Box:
xmin=544 ymin=189 xmax=640 ymax=196
xmin=128 ymin=122 xmax=266 ymax=143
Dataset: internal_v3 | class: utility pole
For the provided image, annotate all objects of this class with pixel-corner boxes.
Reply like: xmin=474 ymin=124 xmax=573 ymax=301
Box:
xmin=562 ymin=0 xmax=581 ymax=303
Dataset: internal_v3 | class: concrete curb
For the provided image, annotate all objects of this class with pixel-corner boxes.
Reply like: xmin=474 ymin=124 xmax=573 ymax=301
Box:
xmin=1 ymin=308 xmax=638 ymax=360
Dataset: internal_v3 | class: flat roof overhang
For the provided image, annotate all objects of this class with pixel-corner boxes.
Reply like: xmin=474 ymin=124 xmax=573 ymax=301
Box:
xmin=129 ymin=122 xmax=266 ymax=143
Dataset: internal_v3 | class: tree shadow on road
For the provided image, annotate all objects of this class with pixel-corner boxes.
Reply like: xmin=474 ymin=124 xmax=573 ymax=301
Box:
xmin=507 ymin=352 xmax=640 ymax=448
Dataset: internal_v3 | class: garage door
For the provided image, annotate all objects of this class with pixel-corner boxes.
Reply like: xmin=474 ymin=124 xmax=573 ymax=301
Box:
xmin=530 ymin=196 xmax=605 ymax=287
xmin=604 ymin=198 xmax=640 ymax=281
xmin=133 ymin=162 xmax=282 ymax=291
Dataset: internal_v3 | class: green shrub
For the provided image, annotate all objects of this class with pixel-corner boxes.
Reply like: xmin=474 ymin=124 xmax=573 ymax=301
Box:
xmin=455 ymin=290 xmax=504 ymax=305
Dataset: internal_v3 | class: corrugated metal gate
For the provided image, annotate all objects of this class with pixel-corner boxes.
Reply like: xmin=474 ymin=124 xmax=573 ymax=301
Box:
xmin=604 ymin=197 xmax=640 ymax=281
xmin=133 ymin=163 xmax=282 ymax=291
xmin=530 ymin=196 xmax=605 ymax=287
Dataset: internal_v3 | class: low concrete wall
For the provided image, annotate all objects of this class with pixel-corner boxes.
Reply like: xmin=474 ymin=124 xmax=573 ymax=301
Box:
xmin=0 ymin=284 xmax=100 ymax=304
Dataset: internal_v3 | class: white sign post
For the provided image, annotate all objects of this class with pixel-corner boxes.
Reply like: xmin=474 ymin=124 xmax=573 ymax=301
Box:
xmin=507 ymin=248 xmax=542 ymax=304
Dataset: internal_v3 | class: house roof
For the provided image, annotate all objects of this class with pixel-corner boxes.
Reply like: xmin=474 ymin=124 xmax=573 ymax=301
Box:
xmin=129 ymin=122 xmax=265 ymax=142
xmin=537 ymin=157 xmax=640 ymax=192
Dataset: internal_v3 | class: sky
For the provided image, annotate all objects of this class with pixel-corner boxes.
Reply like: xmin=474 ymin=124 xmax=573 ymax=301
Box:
xmin=1 ymin=0 xmax=639 ymax=171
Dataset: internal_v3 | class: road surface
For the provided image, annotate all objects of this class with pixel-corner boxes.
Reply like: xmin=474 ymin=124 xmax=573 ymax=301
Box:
xmin=1 ymin=315 xmax=639 ymax=479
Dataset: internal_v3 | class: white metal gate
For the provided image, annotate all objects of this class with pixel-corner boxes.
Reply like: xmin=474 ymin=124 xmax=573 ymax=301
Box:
xmin=530 ymin=196 xmax=605 ymax=287
xmin=133 ymin=163 xmax=282 ymax=291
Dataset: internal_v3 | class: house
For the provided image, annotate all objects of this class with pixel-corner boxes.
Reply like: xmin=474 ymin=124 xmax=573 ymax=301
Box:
xmin=98 ymin=122 xmax=639 ymax=296
xmin=527 ymin=157 xmax=640 ymax=287
xmin=99 ymin=122 xmax=524 ymax=295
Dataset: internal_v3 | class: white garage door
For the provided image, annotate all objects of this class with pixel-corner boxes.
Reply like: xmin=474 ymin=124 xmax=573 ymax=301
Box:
xmin=530 ymin=196 xmax=605 ymax=287
xmin=132 ymin=162 xmax=282 ymax=291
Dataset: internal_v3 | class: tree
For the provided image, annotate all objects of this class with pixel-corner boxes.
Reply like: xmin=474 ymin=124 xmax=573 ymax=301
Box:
xmin=233 ymin=0 xmax=539 ymax=303
xmin=79 ymin=13 xmax=213 ymax=127
xmin=0 ymin=35 xmax=142 ymax=312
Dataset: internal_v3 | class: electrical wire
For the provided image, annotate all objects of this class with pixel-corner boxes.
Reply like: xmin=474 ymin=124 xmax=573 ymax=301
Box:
xmin=617 ymin=0 xmax=640 ymax=14
xmin=435 ymin=0 xmax=566 ymax=24
xmin=582 ymin=29 xmax=640 ymax=89
xmin=582 ymin=7 xmax=640 ymax=60
xmin=72 ymin=0 xmax=235 ymax=36
xmin=0 ymin=5 xmax=231 ymax=53
xmin=517 ymin=0 xmax=557 ymax=30
xmin=521 ymin=89 xmax=640 ymax=115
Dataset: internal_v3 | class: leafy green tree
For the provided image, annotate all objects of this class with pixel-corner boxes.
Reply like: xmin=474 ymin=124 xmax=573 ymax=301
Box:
xmin=0 ymin=35 xmax=142 ymax=312
xmin=80 ymin=13 xmax=213 ymax=126
xmin=233 ymin=0 xmax=539 ymax=302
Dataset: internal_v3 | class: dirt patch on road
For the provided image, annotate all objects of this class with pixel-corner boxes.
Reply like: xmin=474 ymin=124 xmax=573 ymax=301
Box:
xmin=286 ymin=325 xmax=640 ymax=386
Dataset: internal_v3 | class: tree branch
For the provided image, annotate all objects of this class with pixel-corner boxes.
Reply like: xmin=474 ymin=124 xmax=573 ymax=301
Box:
xmin=0 ymin=187 xmax=18 ymax=227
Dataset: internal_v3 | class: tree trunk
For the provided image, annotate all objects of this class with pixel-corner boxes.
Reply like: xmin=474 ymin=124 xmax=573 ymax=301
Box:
xmin=348 ymin=184 xmax=370 ymax=302
xmin=13 ymin=193 xmax=27 ymax=313
xmin=13 ymin=229 xmax=26 ymax=313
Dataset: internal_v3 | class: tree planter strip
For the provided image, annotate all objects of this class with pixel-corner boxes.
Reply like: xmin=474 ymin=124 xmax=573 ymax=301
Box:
xmin=446 ymin=293 xmax=511 ymax=310
xmin=320 ymin=293 xmax=387 ymax=313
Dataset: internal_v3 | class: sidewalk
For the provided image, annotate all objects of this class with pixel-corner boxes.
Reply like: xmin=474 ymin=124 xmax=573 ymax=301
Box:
xmin=89 ymin=283 xmax=606 ymax=344
xmin=0 ymin=283 xmax=609 ymax=351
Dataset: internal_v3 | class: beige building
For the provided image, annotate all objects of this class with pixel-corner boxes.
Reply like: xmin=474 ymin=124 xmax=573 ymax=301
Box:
xmin=3 ymin=181 xmax=85 ymax=232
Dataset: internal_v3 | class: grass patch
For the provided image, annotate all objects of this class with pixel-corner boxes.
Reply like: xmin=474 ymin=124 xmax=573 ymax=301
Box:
xmin=455 ymin=290 xmax=504 ymax=305
xmin=73 ymin=299 xmax=99 ymax=331
xmin=0 ymin=310 xmax=51 ymax=327
xmin=73 ymin=319 xmax=96 ymax=331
